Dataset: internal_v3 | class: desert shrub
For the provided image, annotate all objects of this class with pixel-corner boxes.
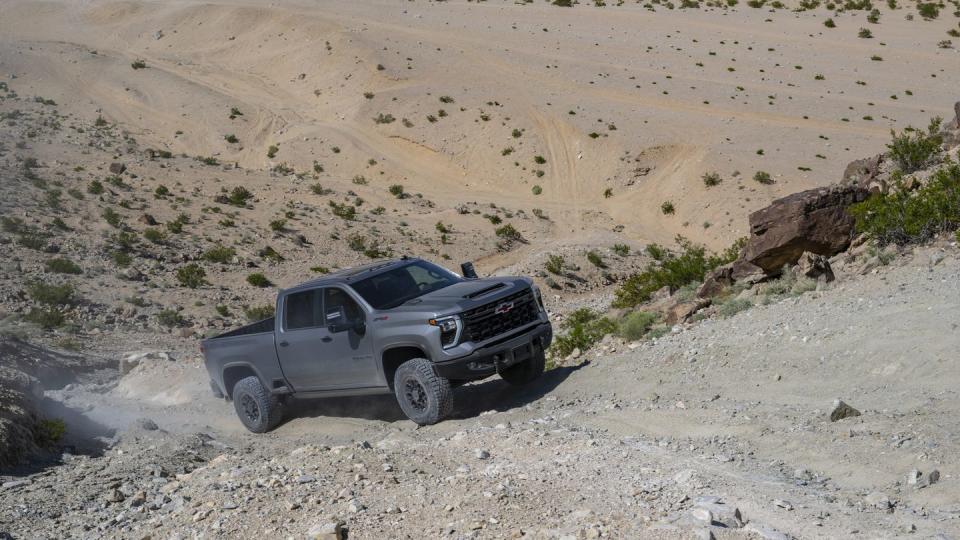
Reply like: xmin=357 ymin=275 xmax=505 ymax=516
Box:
xmin=886 ymin=117 xmax=943 ymax=173
xmin=45 ymin=258 xmax=82 ymax=275
xmin=388 ymin=184 xmax=406 ymax=198
xmin=613 ymin=237 xmax=744 ymax=308
xmin=154 ymin=185 xmax=170 ymax=197
xmin=373 ymin=113 xmax=396 ymax=124
xmin=917 ymin=2 xmax=939 ymax=18
xmin=269 ymin=219 xmax=287 ymax=232
xmin=311 ymin=183 xmax=333 ymax=195
xmin=435 ymin=222 xmax=450 ymax=234
xmin=102 ymin=208 xmax=123 ymax=228
xmin=223 ymin=186 xmax=254 ymax=207
xmin=612 ymin=243 xmax=630 ymax=256
xmin=224 ymin=134 xmax=239 ymax=144
xmin=545 ymin=254 xmax=565 ymax=274
xmin=203 ymin=245 xmax=236 ymax=263
xmin=824 ymin=18 xmax=836 ymax=27
xmin=858 ymin=27 xmax=873 ymax=38
xmin=17 ymin=231 xmax=49 ymax=251
xmin=849 ymin=163 xmax=960 ymax=245
xmin=156 ymin=309 xmax=185 ymax=327
xmin=717 ymin=297 xmax=753 ymax=317
xmin=27 ymin=281 xmax=76 ymax=306
xmin=329 ymin=201 xmax=357 ymax=220
xmin=176 ymin=263 xmax=207 ymax=288
xmin=35 ymin=418 xmax=66 ymax=446
xmin=532 ymin=185 xmax=543 ymax=195
xmin=550 ymin=308 xmax=617 ymax=359
xmin=1 ymin=216 xmax=25 ymax=234
xmin=587 ymin=251 xmax=606 ymax=268
xmin=131 ymin=59 xmax=147 ymax=69
xmin=197 ymin=156 xmax=219 ymax=166
xmin=143 ymin=228 xmax=166 ymax=244
xmin=259 ymin=246 xmax=284 ymax=262
xmin=112 ymin=251 xmax=132 ymax=267
xmin=762 ymin=268 xmax=817 ymax=297
xmin=244 ymin=305 xmax=274 ymax=322
xmin=495 ymin=223 xmax=524 ymax=242
xmin=215 ymin=305 xmax=230 ymax=317
xmin=534 ymin=155 xmax=547 ymax=165
xmin=246 ymin=273 xmax=272 ymax=287
xmin=660 ymin=201 xmax=675 ymax=214
xmin=753 ymin=171 xmax=774 ymax=185
xmin=702 ymin=172 xmax=722 ymax=187
xmin=24 ymin=308 xmax=66 ymax=329
xmin=267 ymin=145 xmax=279 ymax=158
xmin=553 ymin=0 xmax=574 ymax=5
xmin=617 ymin=311 xmax=658 ymax=341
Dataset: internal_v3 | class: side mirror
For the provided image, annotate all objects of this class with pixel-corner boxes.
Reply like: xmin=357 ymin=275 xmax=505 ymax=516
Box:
xmin=326 ymin=306 xmax=365 ymax=335
xmin=460 ymin=261 xmax=479 ymax=279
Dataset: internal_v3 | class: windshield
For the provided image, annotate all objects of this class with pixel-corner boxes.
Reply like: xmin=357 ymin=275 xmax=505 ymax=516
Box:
xmin=351 ymin=260 xmax=463 ymax=310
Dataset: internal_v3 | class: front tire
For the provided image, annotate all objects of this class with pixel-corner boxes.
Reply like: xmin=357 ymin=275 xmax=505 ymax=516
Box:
xmin=500 ymin=349 xmax=546 ymax=386
xmin=393 ymin=358 xmax=453 ymax=425
xmin=232 ymin=376 xmax=283 ymax=433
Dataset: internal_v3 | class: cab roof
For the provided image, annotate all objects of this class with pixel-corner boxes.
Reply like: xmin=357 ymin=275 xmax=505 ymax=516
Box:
xmin=282 ymin=257 xmax=420 ymax=294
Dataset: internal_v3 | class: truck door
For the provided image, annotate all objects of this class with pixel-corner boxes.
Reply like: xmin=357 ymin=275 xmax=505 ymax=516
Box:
xmin=277 ymin=287 xmax=375 ymax=391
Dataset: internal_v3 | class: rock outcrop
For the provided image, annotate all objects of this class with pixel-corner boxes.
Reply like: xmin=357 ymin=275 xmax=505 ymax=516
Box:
xmin=740 ymin=184 xmax=869 ymax=274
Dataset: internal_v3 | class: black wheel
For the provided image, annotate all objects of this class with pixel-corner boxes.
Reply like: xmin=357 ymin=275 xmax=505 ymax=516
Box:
xmin=232 ymin=376 xmax=283 ymax=433
xmin=500 ymin=349 xmax=546 ymax=386
xmin=393 ymin=358 xmax=453 ymax=425
xmin=210 ymin=379 xmax=224 ymax=399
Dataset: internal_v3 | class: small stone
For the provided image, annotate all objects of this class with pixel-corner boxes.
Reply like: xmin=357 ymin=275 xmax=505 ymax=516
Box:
xmin=774 ymin=499 xmax=794 ymax=510
xmin=106 ymin=489 xmax=125 ymax=503
xmin=907 ymin=469 xmax=921 ymax=485
xmin=744 ymin=522 xmax=790 ymax=540
xmin=917 ymin=469 xmax=940 ymax=489
xmin=135 ymin=418 xmax=158 ymax=431
xmin=286 ymin=501 xmax=301 ymax=511
xmin=864 ymin=491 xmax=892 ymax=511
xmin=297 ymin=475 xmax=316 ymax=484
xmin=109 ymin=162 xmax=126 ymax=174
xmin=222 ymin=501 xmax=238 ymax=510
xmin=475 ymin=449 xmax=490 ymax=460
xmin=690 ymin=507 xmax=713 ymax=525
xmin=306 ymin=521 xmax=344 ymax=540
xmin=829 ymin=399 xmax=861 ymax=422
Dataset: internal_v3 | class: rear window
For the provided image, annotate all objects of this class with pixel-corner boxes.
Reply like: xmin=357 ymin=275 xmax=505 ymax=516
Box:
xmin=284 ymin=289 xmax=322 ymax=330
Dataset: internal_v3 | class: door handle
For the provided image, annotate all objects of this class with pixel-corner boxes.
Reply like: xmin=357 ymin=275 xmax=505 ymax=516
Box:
xmin=279 ymin=341 xmax=289 ymax=347
xmin=321 ymin=336 xmax=333 ymax=343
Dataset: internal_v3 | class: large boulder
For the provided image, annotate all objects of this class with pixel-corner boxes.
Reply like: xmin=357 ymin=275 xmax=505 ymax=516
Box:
xmin=740 ymin=184 xmax=869 ymax=274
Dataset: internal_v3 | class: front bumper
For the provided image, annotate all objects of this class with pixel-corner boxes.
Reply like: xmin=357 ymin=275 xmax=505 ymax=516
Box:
xmin=432 ymin=322 xmax=553 ymax=380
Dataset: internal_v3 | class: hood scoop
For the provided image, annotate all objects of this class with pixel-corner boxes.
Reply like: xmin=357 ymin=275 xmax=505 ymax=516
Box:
xmin=462 ymin=282 xmax=506 ymax=299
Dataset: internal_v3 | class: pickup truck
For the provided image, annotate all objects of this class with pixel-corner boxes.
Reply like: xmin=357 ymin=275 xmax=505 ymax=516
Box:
xmin=201 ymin=257 xmax=552 ymax=432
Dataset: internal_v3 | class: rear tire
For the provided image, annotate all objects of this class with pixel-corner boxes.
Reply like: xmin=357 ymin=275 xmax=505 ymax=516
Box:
xmin=500 ymin=349 xmax=546 ymax=386
xmin=232 ymin=376 xmax=283 ymax=433
xmin=393 ymin=358 xmax=453 ymax=425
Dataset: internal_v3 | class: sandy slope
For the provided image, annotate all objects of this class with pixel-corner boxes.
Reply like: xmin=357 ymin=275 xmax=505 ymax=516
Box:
xmin=1 ymin=0 xmax=957 ymax=255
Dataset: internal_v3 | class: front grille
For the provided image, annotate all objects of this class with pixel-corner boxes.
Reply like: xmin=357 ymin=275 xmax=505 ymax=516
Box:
xmin=461 ymin=288 xmax=539 ymax=344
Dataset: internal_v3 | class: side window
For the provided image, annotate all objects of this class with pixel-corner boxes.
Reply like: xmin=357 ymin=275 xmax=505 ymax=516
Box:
xmin=324 ymin=288 xmax=363 ymax=324
xmin=285 ymin=289 xmax=322 ymax=330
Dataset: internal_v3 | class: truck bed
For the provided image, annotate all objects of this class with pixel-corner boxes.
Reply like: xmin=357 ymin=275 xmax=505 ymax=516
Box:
xmin=211 ymin=317 xmax=275 ymax=340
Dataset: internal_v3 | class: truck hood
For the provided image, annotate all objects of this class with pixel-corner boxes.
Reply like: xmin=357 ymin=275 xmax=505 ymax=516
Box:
xmin=385 ymin=277 xmax=531 ymax=316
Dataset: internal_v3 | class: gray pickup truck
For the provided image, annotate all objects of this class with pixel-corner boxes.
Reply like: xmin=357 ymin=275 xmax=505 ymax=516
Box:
xmin=201 ymin=258 xmax=552 ymax=432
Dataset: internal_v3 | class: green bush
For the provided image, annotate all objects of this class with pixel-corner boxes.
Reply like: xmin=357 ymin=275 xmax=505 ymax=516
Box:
xmin=389 ymin=184 xmax=406 ymax=198
xmin=661 ymin=201 xmax=675 ymax=214
xmin=27 ymin=281 xmax=76 ymax=305
xmin=329 ymin=201 xmax=357 ymax=220
xmin=244 ymin=304 xmax=274 ymax=321
xmin=45 ymin=258 xmax=82 ymax=275
xmin=157 ymin=309 xmax=185 ymax=327
xmin=246 ymin=273 xmax=272 ymax=287
xmin=613 ymin=236 xmax=744 ymax=308
xmin=24 ymin=308 xmax=66 ymax=329
xmin=717 ymin=297 xmax=753 ymax=317
xmin=753 ymin=171 xmax=774 ymax=185
xmin=203 ymin=245 xmax=236 ymax=263
xmin=886 ymin=117 xmax=943 ymax=173
xmin=551 ymin=308 xmax=616 ymax=359
xmin=225 ymin=186 xmax=254 ymax=206
xmin=176 ymin=263 xmax=207 ymax=288
xmin=35 ymin=418 xmax=66 ymax=446
xmin=143 ymin=228 xmax=166 ymax=244
xmin=617 ymin=311 xmax=658 ymax=341
xmin=612 ymin=244 xmax=630 ymax=256
xmin=102 ymin=208 xmax=123 ymax=228
xmin=587 ymin=251 xmax=606 ymax=268
xmin=545 ymin=254 xmax=565 ymax=275
xmin=495 ymin=223 xmax=523 ymax=242
xmin=269 ymin=219 xmax=287 ymax=232
xmin=849 ymin=163 xmax=960 ymax=245
xmin=702 ymin=172 xmax=722 ymax=187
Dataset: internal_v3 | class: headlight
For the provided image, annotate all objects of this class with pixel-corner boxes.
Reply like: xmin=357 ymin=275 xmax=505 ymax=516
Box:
xmin=429 ymin=316 xmax=462 ymax=349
